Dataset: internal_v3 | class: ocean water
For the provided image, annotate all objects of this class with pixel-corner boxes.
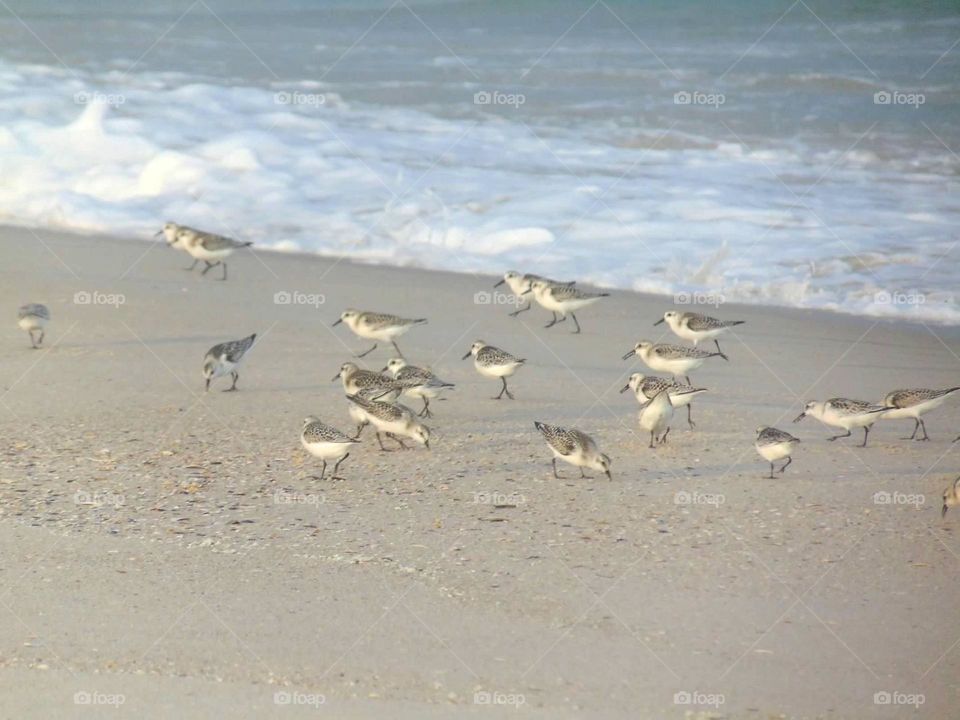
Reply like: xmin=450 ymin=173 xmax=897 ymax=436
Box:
xmin=1 ymin=0 xmax=958 ymax=322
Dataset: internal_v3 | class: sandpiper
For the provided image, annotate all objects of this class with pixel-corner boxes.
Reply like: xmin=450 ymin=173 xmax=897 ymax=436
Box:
xmin=382 ymin=358 xmax=455 ymax=418
xmin=534 ymin=421 xmax=612 ymax=480
xmin=881 ymin=387 xmax=960 ymax=441
xmin=493 ymin=272 xmax=573 ymax=317
xmin=638 ymin=389 xmax=674 ymax=448
xmin=176 ymin=227 xmax=253 ymax=281
xmin=793 ymin=398 xmax=893 ymax=447
xmin=526 ymin=279 xmax=609 ymax=334
xmin=462 ymin=341 xmax=526 ymax=399
xmin=654 ymin=311 xmax=745 ymax=356
xmin=157 ymin=222 xmax=201 ymax=270
xmin=755 ymin=426 xmax=801 ymax=479
xmin=202 ymin=333 xmax=257 ymax=391
xmin=942 ymin=477 xmax=960 ymax=517
xmin=301 ymin=416 xmax=360 ymax=480
xmin=623 ymin=340 xmax=726 ymax=383
xmin=620 ymin=372 xmax=707 ymax=428
xmin=332 ymin=362 xmax=402 ymax=402
xmin=346 ymin=394 xmax=430 ymax=451
xmin=17 ymin=303 xmax=49 ymax=349
xmin=333 ymin=309 xmax=427 ymax=358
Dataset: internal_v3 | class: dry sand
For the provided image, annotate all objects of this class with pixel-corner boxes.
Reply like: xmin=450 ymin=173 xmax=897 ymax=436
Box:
xmin=0 ymin=226 xmax=958 ymax=719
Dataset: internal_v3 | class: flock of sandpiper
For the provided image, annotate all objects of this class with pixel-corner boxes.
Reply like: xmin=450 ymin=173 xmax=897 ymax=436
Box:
xmin=14 ymin=222 xmax=960 ymax=515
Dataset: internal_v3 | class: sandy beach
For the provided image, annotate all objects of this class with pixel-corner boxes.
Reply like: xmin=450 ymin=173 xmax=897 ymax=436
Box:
xmin=1 ymin=225 xmax=958 ymax=719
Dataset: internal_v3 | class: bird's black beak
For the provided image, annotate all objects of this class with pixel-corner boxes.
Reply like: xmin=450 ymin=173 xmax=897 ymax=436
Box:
xmin=793 ymin=411 xmax=806 ymax=423
xmin=379 ymin=366 xmax=388 ymax=373
xmin=154 ymin=230 xmax=164 ymax=238
xmin=521 ymin=288 xmax=531 ymax=295
xmin=653 ymin=318 xmax=665 ymax=326
xmin=205 ymin=378 xmax=210 ymax=391
xmin=943 ymin=504 xmax=949 ymax=518
xmin=461 ymin=351 xmax=471 ymax=360
xmin=493 ymin=279 xmax=505 ymax=288
xmin=332 ymin=318 xmax=342 ymax=326
xmin=621 ymin=349 xmax=635 ymax=361
xmin=331 ymin=372 xmax=341 ymax=381
xmin=619 ymin=384 xmax=630 ymax=394
xmin=605 ymin=469 xmax=612 ymax=481
xmin=424 ymin=439 xmax=430 ymax=450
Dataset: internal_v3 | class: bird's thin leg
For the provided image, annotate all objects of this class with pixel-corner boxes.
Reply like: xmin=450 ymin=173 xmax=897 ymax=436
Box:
xmin=684 ymin=375 xmax=692 ymax=385
xmin=779 ymin=456 xmax=792 ymax=473
xmin=552 ymin=457 xmax=561 ymax=479
xmin=661 ymin=427 xmax=671 ymax=444
xmin=494 ymin=377 xmax=510 ymax=400
xmin=579 ymin=467 xmax=592 ymax=479
xmin=376 ymin=432 xmax=390 ymax=451
xmin=903 ymin=419 xmax=919 ymax=441
xmin=223 ymin=371 xmax=239 ymax=391
xmin=544 ymin=312 xmax=558 ymax=328
xmin=827 ymin=430 xmax=851 ymax=442
xmin=184 ymin=258 xmax=199 ymax=271
xmin=418 ymin=398 xmax=432 ymax=418
xmin=508 ymin=302 xmax=530 ymax=317
xmin=318 ymin=461 xmax=327 ymax=481
xmin=388 ymin=433 xmax=409 ymax=450
xmin=332 ymin=453 xmax=349 ymax=480
xmin=861 ymin=426 xmax=870 ymax=447
xmin=648 ymin=431 xmax=655 ymax=449
xmin=219 ymin=262 xmax=228 ymax=281
xmin=714 ymin=339 xmax=724 ymax=355
xmin=356 ymin=343 xmax=378 ymax=358
xmin=390 ymin=340 xmax=405 ymax=358
xmin=919 ymin=418 xmax=930 ymax=441
xmin=28 ymin=330 xmax=37 ymax=349
xmin=200 ymin=261 xmax=219 ymax=276
xmin=503 ymin=377 xmax=514 ymax=400
xmin=354 ymin=423 xmax=367 ymax=438
xmin=686 ymin=404 xmax=695 ymax=429
xmin=768 ymin=462 xmax=775 ymax=479
xmin=570 ymin=313 xmax=581 ymax=334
